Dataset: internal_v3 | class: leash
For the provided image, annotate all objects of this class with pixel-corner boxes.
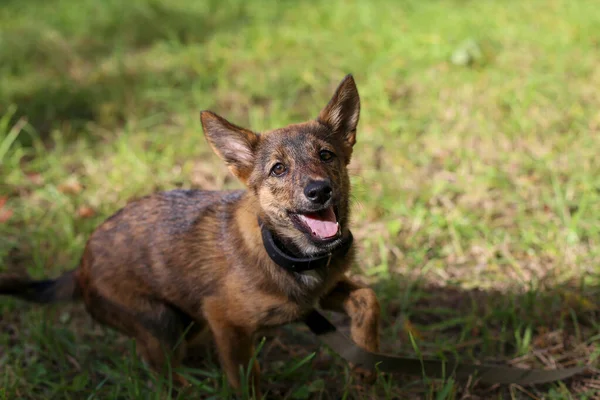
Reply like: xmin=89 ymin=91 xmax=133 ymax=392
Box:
xmin=304 ymin=309 xmax=586 ymax=385
xmin=257 ymin=223 xmax=586 ymax=384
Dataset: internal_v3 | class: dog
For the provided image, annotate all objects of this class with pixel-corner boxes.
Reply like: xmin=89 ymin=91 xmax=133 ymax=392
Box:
xmin=0 ymin=74 xmax=381 ymax=397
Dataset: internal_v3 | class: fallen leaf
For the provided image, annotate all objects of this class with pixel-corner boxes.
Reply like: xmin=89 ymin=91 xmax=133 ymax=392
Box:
xmin=403 ymin=319 xmax=424 ymax=340
xmin=67 ymin=355 xmax=81 ymax=372
xmin=561 ymin=290 xmax=597 ymax=311
xmin=0 ymin=196 xmax=12 ymax=223
xmin=77 ymin=205 xmax=95 ymax=218
xmin=0 ymin=208 xmax=13 ymax=223
xmin=59 ymin=312 xmax=71 ymax=324
xmin=26 ymin=172 xmax=44 ymax=185
xmin=58 ymin=179 xmax=82 ymax=195
xmin=451 ymin=39 xmax=482 ymax=66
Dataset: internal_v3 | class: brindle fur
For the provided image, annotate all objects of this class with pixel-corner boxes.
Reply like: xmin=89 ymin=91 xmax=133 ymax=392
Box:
xmin=0 ymin=75 xmax=381 ymax=397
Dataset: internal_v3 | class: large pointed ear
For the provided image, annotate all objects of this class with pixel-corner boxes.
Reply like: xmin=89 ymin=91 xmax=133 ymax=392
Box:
xmin=317 ymin=74 xmax=360 ymax=150
xmin=200 ymin=111 xmax=259 ymax=183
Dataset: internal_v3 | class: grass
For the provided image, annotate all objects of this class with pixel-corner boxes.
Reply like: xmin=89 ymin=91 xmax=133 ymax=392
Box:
xmin=1 ymin=0 xmax=600 ymax=398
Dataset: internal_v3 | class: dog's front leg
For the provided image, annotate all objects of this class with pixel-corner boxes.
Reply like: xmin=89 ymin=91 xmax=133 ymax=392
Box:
xmin=319 ymin=278 xmax=381 ymax=381
xmin=204 ymin=310 xmax=261 ymax=398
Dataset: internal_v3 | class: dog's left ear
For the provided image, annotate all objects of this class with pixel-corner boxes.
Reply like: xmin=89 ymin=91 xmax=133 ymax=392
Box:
xmin=318 ymin=74 xmax=360 ymax=156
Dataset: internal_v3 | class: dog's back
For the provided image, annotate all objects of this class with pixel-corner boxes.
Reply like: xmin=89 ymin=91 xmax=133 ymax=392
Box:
xmin=78 ymin=189 xmax=243 ymax=305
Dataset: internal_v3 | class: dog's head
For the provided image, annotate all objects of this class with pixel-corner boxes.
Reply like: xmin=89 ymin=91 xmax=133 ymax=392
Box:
xmin=201 ymin=75 xmax=359 ymax=255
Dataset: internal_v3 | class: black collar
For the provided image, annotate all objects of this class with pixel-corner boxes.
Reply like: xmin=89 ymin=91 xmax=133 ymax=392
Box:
xmin=258 ymin=218 xmax=354 ymax=273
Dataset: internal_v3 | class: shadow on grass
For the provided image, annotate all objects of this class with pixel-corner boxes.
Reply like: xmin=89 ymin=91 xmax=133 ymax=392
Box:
xmin=257 ymin=279 xmax=599 ymax=399
xmin=0 ymin=0 xmax=250 ymax=144
xmin=1 ymin=271 xmax=598 ymax=399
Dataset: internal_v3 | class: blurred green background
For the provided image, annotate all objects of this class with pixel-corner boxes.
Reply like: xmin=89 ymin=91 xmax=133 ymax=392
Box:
xmin=1 ymin=0 xmax=599 ymax=398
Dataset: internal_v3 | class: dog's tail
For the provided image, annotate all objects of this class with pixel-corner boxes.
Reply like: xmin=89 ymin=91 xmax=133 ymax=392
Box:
xmin=0 ymin=270 xmax=81 ymax=304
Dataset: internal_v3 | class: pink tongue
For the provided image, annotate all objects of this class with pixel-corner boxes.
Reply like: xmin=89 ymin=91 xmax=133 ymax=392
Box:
xmin=299 ymin=207 xmax=339 ymax=239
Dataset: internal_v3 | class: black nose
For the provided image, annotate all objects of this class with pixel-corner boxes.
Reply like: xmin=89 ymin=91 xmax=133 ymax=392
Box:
xmin=304 ymin=180 xmax=333 ymax=204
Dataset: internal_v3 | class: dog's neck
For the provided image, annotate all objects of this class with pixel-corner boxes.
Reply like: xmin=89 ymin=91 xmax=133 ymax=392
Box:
xmin=233 ymin=193 xmax=353 ymax=274
xmin=259 ymin=225 xmax=305 ymax=258
xmin=257 ymin=219 xmax=353 ymax=273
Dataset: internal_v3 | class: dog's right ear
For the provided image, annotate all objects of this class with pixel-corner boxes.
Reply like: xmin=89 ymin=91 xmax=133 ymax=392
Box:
xmin=200 ymin=111 xmax=259 ymax=183
xmin=317 ymin=74 xmax=360 ymax=162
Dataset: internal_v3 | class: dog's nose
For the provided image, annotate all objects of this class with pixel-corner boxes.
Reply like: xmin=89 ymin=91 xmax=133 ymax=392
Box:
xmin=304 ymin=180 xmax=333 ymax=204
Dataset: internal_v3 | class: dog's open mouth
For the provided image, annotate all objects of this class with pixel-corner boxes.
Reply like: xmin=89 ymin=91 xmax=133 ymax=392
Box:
xmin=290 ymin=207 xmax=340 ymax=241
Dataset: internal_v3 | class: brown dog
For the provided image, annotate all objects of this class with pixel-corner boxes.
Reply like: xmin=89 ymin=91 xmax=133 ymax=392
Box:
xmin=0 ymin=74 xmax=381 ymax=397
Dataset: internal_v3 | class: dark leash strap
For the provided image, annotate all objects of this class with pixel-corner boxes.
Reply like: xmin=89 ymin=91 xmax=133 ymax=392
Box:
xmin=304 ymin=309 xmax=586 ymax=385
xmin=257 ymin=223 xmax=587 ymax=384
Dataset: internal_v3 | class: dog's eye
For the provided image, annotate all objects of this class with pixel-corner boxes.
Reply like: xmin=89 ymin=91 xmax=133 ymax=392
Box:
xmin=319 ymin=150 xmax=335 ymax=162
xmin=270 ymin=163 xmax=287 ymax=177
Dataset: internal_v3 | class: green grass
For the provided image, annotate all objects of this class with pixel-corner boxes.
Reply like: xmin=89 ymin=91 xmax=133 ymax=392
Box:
xmin=1 ymin=0 xmax=600 ymax=398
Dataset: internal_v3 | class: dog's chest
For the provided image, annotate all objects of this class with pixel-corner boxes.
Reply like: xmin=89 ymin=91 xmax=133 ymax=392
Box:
xmin=253 ymin=275 xmax=331 ymax=327
xmin=296 ymin=269 xmax=325 ymax=291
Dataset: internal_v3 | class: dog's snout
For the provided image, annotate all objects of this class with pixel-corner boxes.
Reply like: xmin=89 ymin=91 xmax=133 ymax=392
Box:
xmin=304 ymin=180 xmax=332 ymax=204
